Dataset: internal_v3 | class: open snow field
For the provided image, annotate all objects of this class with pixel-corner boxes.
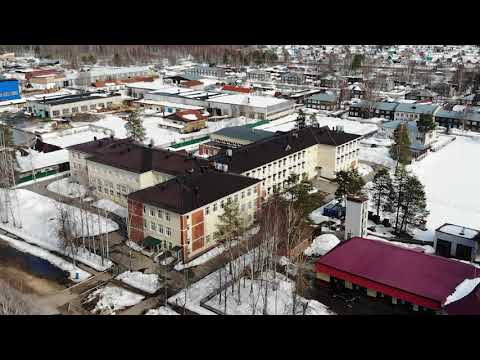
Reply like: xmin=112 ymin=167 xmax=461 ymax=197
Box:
xmin=409 ymin=135 xmax=480 ymax=242
xmin=0 ymin=189 xmax=117 ymax=270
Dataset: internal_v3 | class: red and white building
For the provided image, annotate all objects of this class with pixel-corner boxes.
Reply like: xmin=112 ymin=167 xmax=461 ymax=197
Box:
xmin=315 ymin=237 xmax=480 ymax=314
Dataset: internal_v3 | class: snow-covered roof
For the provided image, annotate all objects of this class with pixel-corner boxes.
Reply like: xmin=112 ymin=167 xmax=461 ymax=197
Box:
xmin=444 ymin=278 xmax=480 ymax=306
xmin=210 ymin=94 xmax=289 ymax=108
xmin=437 ymin=224 xmax=479 ymax=240
xmin=16 ymin=149 xmax=69 ymax=172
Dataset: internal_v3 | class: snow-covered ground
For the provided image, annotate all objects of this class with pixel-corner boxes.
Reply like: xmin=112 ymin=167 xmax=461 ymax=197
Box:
xmin=174 ymin=243 xmax=229 ymax=271
xmin=0 ymin=233 xmax=91 ymax=282
xmin=46 ymin=178 xmax=87 ymax=199
xmin=86 ymin=285 xmax=145 ymax=315
xmin=203 ymin=271 xmax=335 ymax=315
xmin=116 ymin=271 xmax=161 ymax=294
xmin=444 ymin=278 xmax=480 ymax=306
xmin=90 ymin=113 xmax=257 ymax=148
xmin=358 ymin=163 xmax=374 ymax=177
xmin=92 ymin=199 xmax=128 ymax=219
xmin=168 ymin=246 xmax=333 ymax=315
xmin=0 ymin=189 xmax=117 ymax=271
xmin=360 ymin=136 xmax=393 ymax=147
xmin=359 ymin=145 xmax=395 ymax=167
xmin=304 ymin=234 xmax=341 ymax=257
xmin=409 ymin=135 xmax=480 ymax=242
xmin=146 ymin=306 xmax=179 ymax=315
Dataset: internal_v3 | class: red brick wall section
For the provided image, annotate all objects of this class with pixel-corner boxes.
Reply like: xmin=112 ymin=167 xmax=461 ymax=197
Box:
xmin=192 ymin=237 xmax=204 ymax=252
xmin=192 ymin=221 xmax=204 ymax=241
xmin=191 ymin=209 xmax=204 ymax=225
xmin=128 ymin=199 xmax=144 ymax=243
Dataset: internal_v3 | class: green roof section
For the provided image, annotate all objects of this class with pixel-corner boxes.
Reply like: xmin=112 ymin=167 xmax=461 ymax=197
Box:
xmin=213 ymin=125 xmax=274 ymax=142
xmin=170 ymin=135 xmax=210 ymax=149
xmin=143 ymin=236 xmax=162 ymax=247
xmin=245 ymin=119 xmax=270 ymax=128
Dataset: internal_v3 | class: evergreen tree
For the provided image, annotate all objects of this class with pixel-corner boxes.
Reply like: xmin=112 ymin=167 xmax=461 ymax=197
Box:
xmin=124 ymin=110 xmax=146 ymax=142
xmin=282 ymin=173 xmax=324 ymax=223
xmin=351 ymin=54 xmax=363 ymax=71
xmin=390 ymin=123 xmax=412 ymax=165
xmin=370 ymin=167 xmax=394 ymax=217
xmin=398 ymin=174 xmax=428 ymax=233
xmin=334 ymin=168 xmax=365 ymax=204
xmin=417 ymin=114 xmax=437 ymax=132
xmin=392 ymin=165 xmax=410 ymax=233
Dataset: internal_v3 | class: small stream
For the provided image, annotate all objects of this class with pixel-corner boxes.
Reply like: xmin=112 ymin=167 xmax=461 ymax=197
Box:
xmin=0 ymin=241 xmax=70 ymax=285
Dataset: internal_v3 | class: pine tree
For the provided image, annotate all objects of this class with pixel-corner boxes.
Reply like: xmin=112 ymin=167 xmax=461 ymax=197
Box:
xmin=390 ymin=123 xmax=412 ymax=165
xmin=398 ymin=175 xmax=429 ymax=233
xmin=334 ymin=168 xmax=365 ymax=204
xmin=417 ymin=114 xmax=437 ymax=133
xmin=214 ymin=199 xmax=244 ymax=245
xmin=370 ymin=167 xmax=394 ymax=217
xmin=282 ymin=173 xmax=324 ymax=223
xmin=392 ymin=165 xmax=411 ymax=233
xmin=124 ymin=110 xmax=146 ymax=142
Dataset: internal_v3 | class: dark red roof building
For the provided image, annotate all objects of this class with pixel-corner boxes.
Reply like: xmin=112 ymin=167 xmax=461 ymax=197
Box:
xmin=222 ymin=85 xmax=252 ymax=94
xmin=315 ymin=237 xmax=480 ymax=312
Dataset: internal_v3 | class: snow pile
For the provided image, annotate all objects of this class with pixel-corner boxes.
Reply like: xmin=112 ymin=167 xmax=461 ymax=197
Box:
xmin=92 ymin=199 xmax=128 ymax=219
xmin=444 ymin=278 xmax=480 ymax=306
xmin=409 ymin=135 xmax=480 ymax=242
xmin=146 ymin=306 xmax=179 ymax=315
xmin=87 ymin=285 xmax=145 ymax=315
xmin=358 ymin=163 xmax=374 ymax=177
xmin=304 ymin=234 xmax=341 ymax=257
xmin=0 ymin=189 xmax=118 ymax=270
xmin=47 ymin=178 xmax=87 ymax=198
xmin=0 ymin=233 xmax=91 ymax=283
xmin=116 ymin=271 xmax=161 ymax=294
xmin=366 ymin=234 xmax=435 ymax=254
xmin=204 ymin=271 xmax=335 ymax=315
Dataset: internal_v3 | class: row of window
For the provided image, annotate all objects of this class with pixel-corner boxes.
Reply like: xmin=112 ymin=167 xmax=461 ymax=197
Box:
xmin=144 ymin=206 xmax=171 ymax=221
xmin=52 ymin=102 xmax=114 ymax=116
xmin=245 ymin=151 xmax=307 ymax=179
xmin=205 ymin=191 xmax=257 ymax=216
xmin=90 ymin=166 xmax=137 ymax=183
xmin=145 ymin=220 xmax=172 ymax=237
xmin=336 ymin=150 xmax=359 ymax=165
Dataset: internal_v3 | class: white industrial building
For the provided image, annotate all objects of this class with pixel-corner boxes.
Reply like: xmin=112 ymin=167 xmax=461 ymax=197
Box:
xmin=434 ymin=223 xmax=480 ymax=261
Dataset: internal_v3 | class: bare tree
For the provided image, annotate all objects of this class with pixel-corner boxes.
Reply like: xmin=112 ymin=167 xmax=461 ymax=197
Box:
xmin=0 ymin=280 xmax=47 ymax=315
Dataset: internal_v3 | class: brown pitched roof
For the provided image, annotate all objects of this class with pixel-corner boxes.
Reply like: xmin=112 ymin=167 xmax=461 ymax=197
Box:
xmin=83 ymin=140 xmax=208 ymax=175
xmin=129 ymin=169 xmax=260 ymax=214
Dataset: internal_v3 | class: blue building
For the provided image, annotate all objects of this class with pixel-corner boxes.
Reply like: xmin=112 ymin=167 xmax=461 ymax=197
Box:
xmin=0 ymin=79 xmax=21 ymax=102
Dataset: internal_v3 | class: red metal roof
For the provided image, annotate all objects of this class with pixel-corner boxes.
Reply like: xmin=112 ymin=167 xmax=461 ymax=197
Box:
xmin=222 ymin=85 xmax=251 ymax=93
xmin=315 ymin=237 xmax=478 ymax=304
